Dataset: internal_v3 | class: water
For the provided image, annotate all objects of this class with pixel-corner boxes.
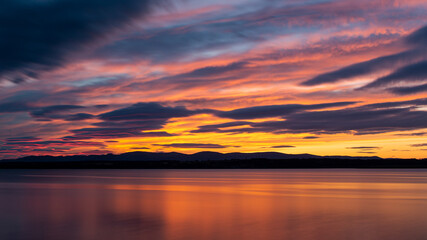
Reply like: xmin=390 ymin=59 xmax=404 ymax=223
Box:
xmin=1 ymin=169 xmax=427 ymax=240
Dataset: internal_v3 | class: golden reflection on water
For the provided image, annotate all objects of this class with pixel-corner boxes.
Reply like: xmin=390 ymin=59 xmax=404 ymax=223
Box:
xmin=1 ymin=169 xmax=427 ymax=240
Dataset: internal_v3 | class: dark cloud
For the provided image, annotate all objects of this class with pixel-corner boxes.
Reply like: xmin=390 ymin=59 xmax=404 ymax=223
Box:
xmin=192 ymin=98 xmax=427 ymax=135
xmin=360 ymin=61 xmax=427 ymax=89
xmin=346 ymin=146 xmax=380 ymax=149
xmin=301 ymin=49 xmax=425 ymax=86
xmin=6 ymin=101 xmax=203 ymax=123
xmin=0 ymin=0 xmax=162 ymax=84
xmin=64 ymin=113 xmax=94 ymax=121
xmin=216 ymin=101 xmax=357 ymax=119
xmin=0 ymin=91 xmax=98 ymax=121
xmin=252 ymin=107 xmax=427 ymax=135
xmin=30 ymin=105 xmax=84 ymax=117
xmin=388 ymin=83 xmax=427 ymax=95
xmin=99 ymin=102 xmax=202 ymax=121
xmin=405 ymin=25 xmax=427 ymax=47
xmin=100 ymin=102 xmax=207 ymax=127
xmin=65 ymin=102 xmax=211 ymax=140
xmin=303 ymin=136 xmax=319 ymax=139
xmin=130 ymin=147 xmax=150 ymax=150
xmin=270 ymin=145 xmax=295 ymax=148
xmin=394 ymin=132 xmax=427 ymax=136
xmin=411 ymin=143 xmax=427 ymax=147
xmin=154 ymin=143 xmax=228 ymax=149
xmin=29 ymin=105 xmax=96 ymax=121
xmin=362 ymin=98 xmax=427 ymax=109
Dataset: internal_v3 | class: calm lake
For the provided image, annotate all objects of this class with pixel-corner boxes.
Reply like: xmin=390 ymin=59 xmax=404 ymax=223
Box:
xmin=1 ymin=169 xmax=427 ymax=240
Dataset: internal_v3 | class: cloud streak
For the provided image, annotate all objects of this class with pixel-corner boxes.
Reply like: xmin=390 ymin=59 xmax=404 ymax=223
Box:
xmin=388 ymin=83 xmax=427 ymax=95
xmin=360 ymin=60 xmax=427 ymax=89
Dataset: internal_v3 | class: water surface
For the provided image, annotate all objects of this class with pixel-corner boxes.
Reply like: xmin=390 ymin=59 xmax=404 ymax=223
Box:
xmin=1 ymin=169 xmax=427 ymax=240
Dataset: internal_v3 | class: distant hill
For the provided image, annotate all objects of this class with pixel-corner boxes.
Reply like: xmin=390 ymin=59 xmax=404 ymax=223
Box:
xmin=1 ymin=151 xmax=426 ymax=169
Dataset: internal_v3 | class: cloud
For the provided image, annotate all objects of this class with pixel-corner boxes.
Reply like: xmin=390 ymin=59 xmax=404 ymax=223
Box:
xmin=301 ymin=49 xmax=425 ymax=86
xmin=346 ymin=146 xmax=380 ymax=149
xmin=216 ymin=101 xmax=357 ymax=119
xmin=388 ymin=83 xmax=427 ymax=95
xmin=303 ymin=136 xmax=319 ymax=139
xmin=270 ymin=145 xmax=295 ymax=148
xmin=394 ymin=132 xmax=427 ymax=136
xmin=98 ymin=102 xmax=209 ymax=129
xmin=360 ymin=60 xmax=427 ymax=89
xmin=0 ymin=0 xmax=163 ymax=84
xmin=154 ymin=143 xmax=228 ymax=149
xmin=99 ymin=102 xmax=202 ymax=121
xmin=192 ymin=98 xmax=427 ymax=135
xmin=361 ymin=98 xmax=427 ymax=109
xmin=92 ymin=120 xmax=166 ymax=130
xmin=0 ymin=91 xmax=98 ymax=121
xmin=30 ymin=105 xmax=85 ymax=118
xmin=405 ymin=25 xmax=427 ymax=47
xmin=64 ymin=102 xmax=211 ymax=140
xmin=25 ymin=104 xmax=95 ymax=122
xmin=63 ymin=102 xmax=213 ymax=140
xmin=410 ymin=143 xmax=427 ymax=147
xmin=252 ymin=106 xmax=427 ymax=135
xmin=64 ymin=113 xmax=94 ymax=121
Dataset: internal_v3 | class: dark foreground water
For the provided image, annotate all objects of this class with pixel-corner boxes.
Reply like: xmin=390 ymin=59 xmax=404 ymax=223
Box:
xmin=1 ymin=169 xmax=427 ymax=240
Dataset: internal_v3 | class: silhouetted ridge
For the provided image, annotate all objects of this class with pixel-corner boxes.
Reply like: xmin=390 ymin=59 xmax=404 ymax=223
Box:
xmin=1 ymin=151 xmax=425 ymax=169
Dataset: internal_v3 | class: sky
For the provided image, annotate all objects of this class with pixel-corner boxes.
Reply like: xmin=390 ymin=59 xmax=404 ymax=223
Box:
xmin=0 ymin=0 xmax=427 ymax=159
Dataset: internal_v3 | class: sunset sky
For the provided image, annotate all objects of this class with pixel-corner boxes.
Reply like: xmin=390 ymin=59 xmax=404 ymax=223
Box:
xmin=1 ymin=0 xmax=427 ymax=159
